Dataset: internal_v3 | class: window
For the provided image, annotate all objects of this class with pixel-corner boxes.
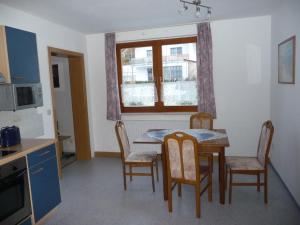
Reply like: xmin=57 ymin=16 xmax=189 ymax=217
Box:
xmin=147 ymin=67 xmax=153 ymax=81
xmin=163 ymin=66 xmax=183 ymax=81
xmin=146 ymin=49 xmax=152 ymax=57
xmin=170 ymin=47 xmax=182 ymax=56
xmin=116 ymin=37 xmax=197 ymax=112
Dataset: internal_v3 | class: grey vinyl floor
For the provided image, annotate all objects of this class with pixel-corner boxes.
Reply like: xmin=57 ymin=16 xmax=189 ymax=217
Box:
xmin=44 ymin=158 xmax=300 ymax=225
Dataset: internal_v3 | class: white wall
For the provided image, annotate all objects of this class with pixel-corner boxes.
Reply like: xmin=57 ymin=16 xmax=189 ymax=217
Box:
xmin=270 ymin=0 xmax=300 ymax=205
xmin=0 ymin=4 xmax=89 ymax=140
xmin=86 ymin=16 xmax=271 ymax=155
xmin=52 ymin=56 xmax=76 ymax=152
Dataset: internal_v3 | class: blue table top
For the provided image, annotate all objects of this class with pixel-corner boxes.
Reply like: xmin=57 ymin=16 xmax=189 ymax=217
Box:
xmin=146 ymin=129 xmax=227 ymax=142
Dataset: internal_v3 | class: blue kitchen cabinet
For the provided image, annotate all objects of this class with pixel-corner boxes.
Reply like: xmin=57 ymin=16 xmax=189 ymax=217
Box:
xmin=19 ymin=217 xmax=32 ymax=225
xmin=28 ymin=145 xmax=61 ymax=223
xmin=27 ymin=144 xmax=57 ymax=166
xmin=5 ymin=26 xmax=40 ymax=83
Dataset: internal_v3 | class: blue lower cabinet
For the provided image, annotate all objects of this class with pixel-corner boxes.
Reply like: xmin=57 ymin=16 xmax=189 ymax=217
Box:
xmin=27 ymin=144 xmax=56 ymax=167
xmin=19 ymin=217 xmax=32 ymax=225
xmin=29 ymin=156 xmax=61 ymax=222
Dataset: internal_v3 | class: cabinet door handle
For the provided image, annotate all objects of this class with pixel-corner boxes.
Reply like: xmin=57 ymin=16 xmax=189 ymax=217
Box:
xmin=16 ymin=170 xmax=26 ymax=178
xmin=13 ymin=76 xmax=24 ymax=79
xmin=31 ymin=167 xmax=44 ymax=175
xmin=39 ymin=150 xmax=50 ymax=156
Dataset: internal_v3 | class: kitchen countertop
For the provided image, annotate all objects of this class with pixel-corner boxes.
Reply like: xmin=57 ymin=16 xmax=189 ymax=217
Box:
xmin=0 ymin=139 xmax=55 ymax=166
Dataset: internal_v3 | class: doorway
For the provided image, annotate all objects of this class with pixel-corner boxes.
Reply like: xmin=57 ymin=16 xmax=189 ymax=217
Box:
xmin=48 ymin=47 xmax=91 ymax=177
xmin=51 ymin=56 xmax=76 ymax=168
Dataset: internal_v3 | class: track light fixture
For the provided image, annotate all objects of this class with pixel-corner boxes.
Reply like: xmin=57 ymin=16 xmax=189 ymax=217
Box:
xmin=178 ymin=0 xmax=212 ymax=19
xmin=178 ymin=2 xmax=188 ymax=15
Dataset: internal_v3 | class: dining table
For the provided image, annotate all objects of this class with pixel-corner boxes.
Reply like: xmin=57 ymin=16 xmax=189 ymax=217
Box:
xmin=133 ymin=128 xmax=230 ymax=204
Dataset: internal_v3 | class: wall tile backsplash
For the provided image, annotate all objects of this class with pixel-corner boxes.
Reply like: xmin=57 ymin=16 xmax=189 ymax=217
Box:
xmin=0 ymin=108 xmax=44 ymax=138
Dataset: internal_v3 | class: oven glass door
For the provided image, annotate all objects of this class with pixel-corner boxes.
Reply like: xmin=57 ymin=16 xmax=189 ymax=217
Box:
xmin=0 ymin=169 xmax=31 ymax=225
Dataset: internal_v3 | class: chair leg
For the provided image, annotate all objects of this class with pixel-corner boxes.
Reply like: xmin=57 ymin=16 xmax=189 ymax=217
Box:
xmin=208 ymin=170 xmax=212 ymax=202
xmin=229 ymin=170 xmax=233 ymax=204
xmin=177 ymin=183 xmax=182 ymax=197
xmin=218 ymin=154 xmax=221 ymax=182
xmin=264 ymin=172 xmax=268 ymax=204
xmin=257 ymin=173 xmax=260 ymax=192
xmin=195 ymin=184 xmax=201 ymax=218
xmin=168 ymin=179 xmax=173 ymax=213
xmin=211 ymin=155 xmax=214 ymax=173
xmin=155 ymin=160 xmax=159 ymax=182
xmin=123 ymin=164 xmax=127 ymax=191
xmin=129 ymin=165 xmax=133 ymax=182
xmin=225 ymin=165 xmax=228 ymax=190
xmin=151 ymin=164 xmax=155 ymax=192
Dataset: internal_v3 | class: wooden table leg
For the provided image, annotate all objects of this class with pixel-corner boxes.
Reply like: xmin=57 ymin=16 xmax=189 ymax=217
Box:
xmin=219 ymin=152 xmax=221 ymax=182
xmin=161 ymin=143 xmax=168 ymax=201
xmin=219 ymin=150 xmax=225 ymax=204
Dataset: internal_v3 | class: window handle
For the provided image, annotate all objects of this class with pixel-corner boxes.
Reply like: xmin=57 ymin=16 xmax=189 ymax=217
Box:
xmin=160 ymin=78 xmax=164 ymax=102
xmin=153 ymin=79 xmax=158 ymax=103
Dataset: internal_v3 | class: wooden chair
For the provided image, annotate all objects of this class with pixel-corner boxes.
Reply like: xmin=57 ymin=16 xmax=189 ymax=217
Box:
xmin=226 ymin=120 xmax=274 ymax=204
xmin=164 ymin=132 xmax=212 ymax=218
xmin=115 ymin=120 xmax=159 ymax=192
xmin=190 ymin=112 xmax=213 ymax=130
xmin=190 ymin=112 xmax=214 ymax=171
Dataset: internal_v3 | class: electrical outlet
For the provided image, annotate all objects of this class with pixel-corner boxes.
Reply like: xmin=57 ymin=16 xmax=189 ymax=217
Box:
xmin=47 ymin=109 xmax=52 ymax=115
xmin=12 ymin=115 xmax=21 ymax=123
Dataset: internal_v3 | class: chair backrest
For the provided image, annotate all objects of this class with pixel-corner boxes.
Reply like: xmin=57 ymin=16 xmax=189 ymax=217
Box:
xmin=115 ymin=120 xmax=131 ymax=161
xmin=190 ymin=112 xmax=213 ymax=130
xmin=257 ymin=120 xmax=274 ymax=167
xmin=164 ymin=132 xmax=200 ymax=183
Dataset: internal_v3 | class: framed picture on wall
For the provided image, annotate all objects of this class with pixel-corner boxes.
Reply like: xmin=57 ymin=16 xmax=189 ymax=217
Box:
xmin=52 ymin=64 xmax=60 ymax=88
xmin=278 ymin=36 xmax=296 ymax=84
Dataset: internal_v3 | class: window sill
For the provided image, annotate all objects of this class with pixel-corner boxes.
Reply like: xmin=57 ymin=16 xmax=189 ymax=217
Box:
xmin=121 ymin=112 xmax=193 ymax=121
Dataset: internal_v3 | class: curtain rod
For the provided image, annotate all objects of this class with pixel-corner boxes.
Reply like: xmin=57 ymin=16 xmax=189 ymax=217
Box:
xmin=100 ymin=19 xmax=213 ymax=35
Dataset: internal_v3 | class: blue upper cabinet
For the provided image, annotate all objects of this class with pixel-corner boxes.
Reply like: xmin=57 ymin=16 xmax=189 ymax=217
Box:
xmin=5 ymin=26 xmax=40 ymax=83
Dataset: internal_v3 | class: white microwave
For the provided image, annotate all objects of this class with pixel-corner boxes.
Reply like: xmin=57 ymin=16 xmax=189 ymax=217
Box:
xmin=0 ymin=83 xmax=43 ymax=111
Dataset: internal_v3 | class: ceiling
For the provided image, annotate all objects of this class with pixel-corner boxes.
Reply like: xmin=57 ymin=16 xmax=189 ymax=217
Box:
xmin=0 ymin=0 xmax=280 ymax=34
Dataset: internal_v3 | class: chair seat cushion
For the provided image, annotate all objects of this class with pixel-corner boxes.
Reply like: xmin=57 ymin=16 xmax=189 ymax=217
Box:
xmin=226 ymin=156 xmax=264 ymax=171
xmin=125 ymin=151 xmax=157 ymax=163
xmin=138 ymin=150 xmax=158 ymax=157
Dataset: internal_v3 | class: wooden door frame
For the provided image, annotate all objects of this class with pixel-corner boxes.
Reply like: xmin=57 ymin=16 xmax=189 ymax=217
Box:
xmin=48 ymin=47 xmax=92 ymax=177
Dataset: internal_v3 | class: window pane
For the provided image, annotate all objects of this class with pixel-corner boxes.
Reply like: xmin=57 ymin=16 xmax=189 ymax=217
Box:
xmin=121 ymin=46 xmax=156 ymax=107
xmin=162 ymin=43 xmax=197 ymax=106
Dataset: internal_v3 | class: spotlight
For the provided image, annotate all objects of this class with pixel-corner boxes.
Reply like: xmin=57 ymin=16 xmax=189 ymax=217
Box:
xmin=177 ymin=0 xmax=212 ymax=19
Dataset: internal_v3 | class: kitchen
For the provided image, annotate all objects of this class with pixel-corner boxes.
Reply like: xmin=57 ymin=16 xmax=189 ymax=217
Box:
xmin=0 ymin=26 xmax=61 ymax=225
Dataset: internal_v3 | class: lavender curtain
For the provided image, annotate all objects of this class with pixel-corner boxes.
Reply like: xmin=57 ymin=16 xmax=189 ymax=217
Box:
xmin=196 ymin=23 xmax=216 ymax=118
xmin=105 ymin=33 xmax=121 ymax=121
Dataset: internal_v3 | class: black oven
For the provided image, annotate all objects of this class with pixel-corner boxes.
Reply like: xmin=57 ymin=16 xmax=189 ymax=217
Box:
xmin=0 ymin=156 xmax=31 ymax=225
